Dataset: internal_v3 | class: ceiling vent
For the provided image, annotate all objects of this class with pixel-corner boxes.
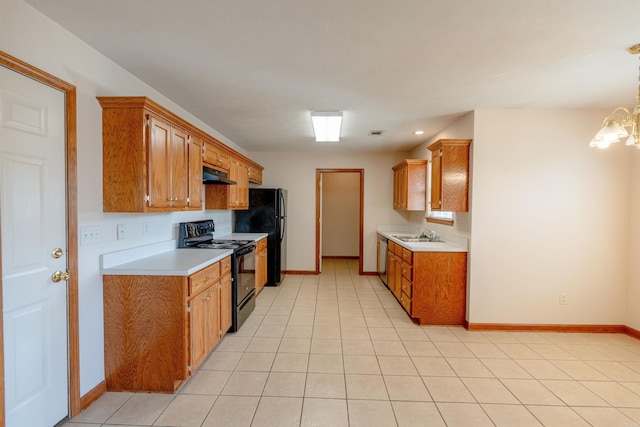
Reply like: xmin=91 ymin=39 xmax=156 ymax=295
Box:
xmin=368 ymin=130 xmax=384 ymax=136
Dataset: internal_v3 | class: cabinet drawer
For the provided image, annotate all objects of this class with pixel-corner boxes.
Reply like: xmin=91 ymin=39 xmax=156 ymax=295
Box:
xmin=388 ymin=241 xmax=396 ymax=253
xmin=401 ymin=277 xmax=412 ymax=297
xmin=400 ymin=292 xmax=411 ymax=313
xmin=394 ymin=243 xmax=403 ymax=256
xmin=189 ymin=262 xmax=220 ymax=296
xmin=220 ymin=256 xmax=232 ymax=277
xmin=203 ymin=143 xmax=230 ymax=171
xmin=401 ymin=264 xmax=412 ymax=281
xmin=257 ymin=238 xmax=267 ymax=252
xmin=402 ymin=248 xmax=413 ymax=264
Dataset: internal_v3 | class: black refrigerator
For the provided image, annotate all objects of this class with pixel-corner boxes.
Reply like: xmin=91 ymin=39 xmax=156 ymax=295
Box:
xmin=234 ymin=188 xmax=287 ymax=286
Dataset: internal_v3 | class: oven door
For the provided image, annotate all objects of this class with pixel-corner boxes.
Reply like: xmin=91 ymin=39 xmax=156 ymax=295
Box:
xmin=236 ymin=244 xmax=256 ymax=303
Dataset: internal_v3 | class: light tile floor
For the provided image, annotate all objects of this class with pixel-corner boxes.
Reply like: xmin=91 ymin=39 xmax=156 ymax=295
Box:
xmin=65 ymin=259 xmax=640 ymax=427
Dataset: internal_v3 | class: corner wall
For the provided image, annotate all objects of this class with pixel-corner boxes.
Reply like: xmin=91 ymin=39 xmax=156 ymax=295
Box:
xmin=469 ymin=109 xmax=630 ymax=325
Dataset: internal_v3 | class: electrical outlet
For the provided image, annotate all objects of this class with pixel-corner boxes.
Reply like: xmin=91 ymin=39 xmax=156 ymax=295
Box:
xmin=559 ymin=292 xmax=568 ymax=305
xmin=80 ymin=226 xmax=101 ymax=244
xmin=117 ymin=224 xmax=126 ymax=240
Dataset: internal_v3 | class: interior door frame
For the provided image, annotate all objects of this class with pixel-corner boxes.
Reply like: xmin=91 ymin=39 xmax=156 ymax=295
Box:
xmin=0 ymin=51 xmax=80 ymax=422
xmin=315 ymin=169 xmax=364 ymax=275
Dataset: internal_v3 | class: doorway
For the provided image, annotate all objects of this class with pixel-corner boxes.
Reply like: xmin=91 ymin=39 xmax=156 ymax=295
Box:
xmin=315 ymin=169 xmax=364 ymax=275
xmin=0 ymin=52 xmax=79 ymax=425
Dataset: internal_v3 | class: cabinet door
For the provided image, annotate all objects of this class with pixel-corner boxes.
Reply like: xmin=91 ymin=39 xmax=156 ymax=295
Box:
xmin=187 ymin=136 xmax=203 ymax=209
xmin=219 ymin=274 xmax=232 ymax=335
xmin=237 ymin=161 xmax=249 ymax=209
xmin=255 ymin=239 xmax=267 ymax=292
xmin=430 ymin=148 xmax=442 ymax=211
xmin=170 ymin=126 xmax=189 ymax=208
xmin=189 ymin=291 xmax=208 ymax=373
xmin=398 ymin=167 xmax=408 ymax=209
xmin=206 ymin=287 xmax=221 ymax=353
xmin=387 ymin=247 xmax=396 ymax=291
xmin=147 ymin=115 xmax=172 ymax=209
xmin=227 ymin=159 xmax=239 ymax=208
xmin=393 ymin=255 xmax=403 ymax=299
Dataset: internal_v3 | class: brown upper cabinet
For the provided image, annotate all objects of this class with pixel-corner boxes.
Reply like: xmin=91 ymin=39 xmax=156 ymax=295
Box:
xmin=427 ymin=139 xmax=471 ymax=212
xmin=392 ymin=159 xmax=427 ymax=211
xmin=203 ymin=141 xmax=231 ymax=172
xmin=97 ymin=96 xmax=263 ymax=212
xmin=205 ymin=157 xmax=249 ymax=210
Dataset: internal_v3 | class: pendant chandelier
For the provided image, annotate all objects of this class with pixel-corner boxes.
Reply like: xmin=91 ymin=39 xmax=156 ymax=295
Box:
xmin=589 ymin=44 xmax=640 ymax=149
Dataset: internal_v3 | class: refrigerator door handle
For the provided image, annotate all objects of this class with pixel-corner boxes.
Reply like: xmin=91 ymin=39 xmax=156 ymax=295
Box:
xmin=279 ymin=191 xmax=286 ymax=242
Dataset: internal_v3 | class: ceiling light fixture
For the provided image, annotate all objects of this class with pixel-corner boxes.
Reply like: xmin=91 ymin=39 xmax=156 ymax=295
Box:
xmin=590 ymin=44 xmax=640 ymax=149
xmin=414 ymin=130 xmax=424 ymax=135
xmin=311 ymin=111 xmax=342 ymax=142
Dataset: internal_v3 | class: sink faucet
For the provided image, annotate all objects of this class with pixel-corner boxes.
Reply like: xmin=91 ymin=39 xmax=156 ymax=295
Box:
xmin=420 ymin=229 xmax=440 ymax=242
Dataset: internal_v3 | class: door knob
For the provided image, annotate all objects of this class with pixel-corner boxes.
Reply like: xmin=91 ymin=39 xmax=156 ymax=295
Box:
xmin=51 ymin=248 xmax=64 ymax=259
xmin=52 ymin=271 xmax=70 ymax=283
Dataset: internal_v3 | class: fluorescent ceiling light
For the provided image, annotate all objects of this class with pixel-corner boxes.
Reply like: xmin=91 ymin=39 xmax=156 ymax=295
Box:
xmin=311 ymin=111 xmax=342 ymax=142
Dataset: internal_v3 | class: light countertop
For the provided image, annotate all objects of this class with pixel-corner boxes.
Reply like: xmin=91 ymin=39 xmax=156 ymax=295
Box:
xmin=100 ymin=233 xmax=268 ymax=276
xmin=101 ymin=248 xmax=233 ymax=276
xmin=377 ymin=229 xmax=467 ymax=253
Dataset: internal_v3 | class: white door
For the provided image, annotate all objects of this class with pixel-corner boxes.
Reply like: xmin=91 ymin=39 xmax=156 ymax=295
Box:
xmin=0 ymin=66 xmax=69 ymax=426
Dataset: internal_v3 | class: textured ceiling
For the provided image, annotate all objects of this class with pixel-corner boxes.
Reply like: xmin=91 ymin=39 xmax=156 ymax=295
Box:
xmin=24 ymin=0 xmax=640 ymax=152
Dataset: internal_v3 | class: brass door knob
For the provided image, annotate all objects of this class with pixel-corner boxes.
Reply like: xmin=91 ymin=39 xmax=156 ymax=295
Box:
xmin=52 ymin=271 xmax=70 ymax=283
xmin=51 ymin=248 xmax=64 ymax=259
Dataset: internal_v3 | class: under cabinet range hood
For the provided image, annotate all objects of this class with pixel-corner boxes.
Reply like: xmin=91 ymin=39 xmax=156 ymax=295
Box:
xmin=203 ymin=166 xmax=236 ymax=185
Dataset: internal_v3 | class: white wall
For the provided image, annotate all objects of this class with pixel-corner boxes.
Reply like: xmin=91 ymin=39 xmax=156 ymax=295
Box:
xmin=627 ymin=151 xmax=640 ymax=331
xmin=1 ymin=0 xmax=243 ymax=394
xmin=248 ymin=151 xmax=409 ymax=272
xmin=322 ymin=172 xmax=360 ymax=257
xmin=468 ymin=109 xmax=630 ymax=325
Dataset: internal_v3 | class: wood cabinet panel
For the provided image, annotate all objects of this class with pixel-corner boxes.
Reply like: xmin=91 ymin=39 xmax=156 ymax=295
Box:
xmin=103 ymin=275 xmax=188 ymax=392
xmin=427 ymin=139 xmax=471 ymax=212
xmin=220 ymin=272 xmax=232 ymax=335
xmin=255 ymin=238 xmax=268 ymax=294
xmin=412 ymin=251 xmax=467 ymax=325
xmin=203 ymin=141 xmax=230 ymax=171
xmin=187 ymin=136 xmax=203 ymax=209
xmin=248 ymin=165 xmax=263 ymax=184
xmin=204 ymin=157 xmax=250 ymax=210
xmin=392 ymin=160 xmax=427 ymax=211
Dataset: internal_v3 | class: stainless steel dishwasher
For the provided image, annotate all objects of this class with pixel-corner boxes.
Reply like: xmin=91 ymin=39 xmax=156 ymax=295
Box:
xmin=377 ymin=233 xmax=388 ymax=286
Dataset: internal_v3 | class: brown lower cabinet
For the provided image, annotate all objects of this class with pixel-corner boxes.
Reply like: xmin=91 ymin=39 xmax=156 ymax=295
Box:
xmin=103 ymin=256 xmax=232 ymax=392
xmin=255 ymin=237 xmax=268 ymax=294
xmin=387 ymin=241 xmax=467 ymax=325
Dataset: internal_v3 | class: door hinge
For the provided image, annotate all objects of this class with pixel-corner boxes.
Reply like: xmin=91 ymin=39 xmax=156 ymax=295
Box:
xmin=187 ymin=365 xmax=192 ymax=373
xmin=145 ymin=117 xmax=150 ymax=127
xmin=439 ymin=149 xmax=443 ymax=157
xmin=186 ymin=306 xmax=191 ymax=313
xmin=145 ymin=194 xmax=150 ymax=204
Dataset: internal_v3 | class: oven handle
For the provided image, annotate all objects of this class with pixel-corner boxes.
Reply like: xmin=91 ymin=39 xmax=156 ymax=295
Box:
xmin=236 ymin=244 xmax=256 ymax=256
